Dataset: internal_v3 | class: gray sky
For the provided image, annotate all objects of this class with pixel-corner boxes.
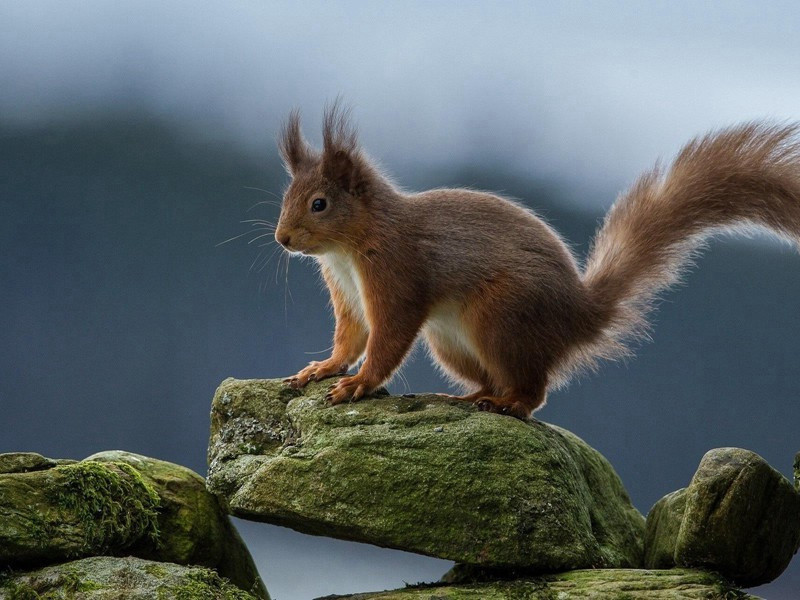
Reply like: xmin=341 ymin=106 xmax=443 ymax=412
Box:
xmin=3 ymin=1 xmax=800 ymax=200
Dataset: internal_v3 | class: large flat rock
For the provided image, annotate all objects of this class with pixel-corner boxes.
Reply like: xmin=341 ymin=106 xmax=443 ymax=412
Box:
xmin=207 ymin=378 xmax=645 ymax=571
xmin=313 ymin=568 xmax=758 ymax=599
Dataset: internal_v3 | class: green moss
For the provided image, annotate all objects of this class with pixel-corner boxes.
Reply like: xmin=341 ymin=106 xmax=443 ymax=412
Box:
xmin=5 ymin=582 xmax=40 ymax=600
xmin=3 ymin=569 xmax=101 ymax=599
xmin=157 ymin=568 xmax=259 ymax=600
xmin=326 ymin=569 xmax=756 ymax=599
xmin=52 ymin=461 xmax=160 ymax=553
xmin=144 ymin=563 xmax=169 ymax=578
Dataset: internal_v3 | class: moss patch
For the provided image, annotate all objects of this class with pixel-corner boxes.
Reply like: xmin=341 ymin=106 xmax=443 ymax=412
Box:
xmin=3 ymin=569 xmax=101 ymax=599
xmin=158 ymin=568 xmax=259 ymax=600
xmin=52 ymin=461 xmax=160 ymax=554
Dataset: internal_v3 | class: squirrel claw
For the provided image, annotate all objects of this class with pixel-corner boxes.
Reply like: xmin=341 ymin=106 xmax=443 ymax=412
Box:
xmin=327 ymin=376 xmax=372 ymax=406
xmin=288 ymin=360 xmax=350 ymax=389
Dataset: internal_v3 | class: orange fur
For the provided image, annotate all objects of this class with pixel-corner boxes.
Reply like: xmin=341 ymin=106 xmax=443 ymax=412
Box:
xmin=275 ymin=105 xmax=800 ymax=419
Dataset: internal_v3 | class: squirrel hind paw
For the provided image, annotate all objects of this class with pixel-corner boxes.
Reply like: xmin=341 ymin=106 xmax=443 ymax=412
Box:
xmin=474 ymin=396 xmax=533 ymax=420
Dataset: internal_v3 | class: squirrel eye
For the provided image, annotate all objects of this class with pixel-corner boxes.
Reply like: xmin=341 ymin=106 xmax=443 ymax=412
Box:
xmin=311 ymin=198 xmax=327 ymax=213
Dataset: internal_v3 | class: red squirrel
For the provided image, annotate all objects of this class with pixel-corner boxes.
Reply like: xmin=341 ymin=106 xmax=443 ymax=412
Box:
xmin=275 ymin=105 xmax=800 ymax=419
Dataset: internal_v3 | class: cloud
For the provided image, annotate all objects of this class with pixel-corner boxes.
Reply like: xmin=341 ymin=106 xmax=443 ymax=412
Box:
xmin=2 ymin=1 xmax=800 ymax=201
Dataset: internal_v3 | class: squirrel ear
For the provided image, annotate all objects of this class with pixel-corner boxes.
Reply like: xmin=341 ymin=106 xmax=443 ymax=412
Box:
xmin=323 ymin=149 xmax=366 ymax=194
xmin=279 ymin=110 xmax=314 ymax=176
xmin=321 ymin=100 xmax=368 ymax=195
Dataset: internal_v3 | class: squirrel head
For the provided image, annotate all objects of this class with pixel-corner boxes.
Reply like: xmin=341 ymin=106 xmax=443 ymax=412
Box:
xmin=275 ymin=103 xmax=377 ymax=255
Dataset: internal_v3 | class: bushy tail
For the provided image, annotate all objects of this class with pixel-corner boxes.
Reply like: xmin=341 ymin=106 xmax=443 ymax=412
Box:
xmin=580 ymin=122 xmax=800 ymax=367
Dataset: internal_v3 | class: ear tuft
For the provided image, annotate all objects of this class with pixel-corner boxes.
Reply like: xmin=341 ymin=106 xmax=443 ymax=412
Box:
xmin=321 ymin=100 xmax=368 ymax=194
xmin=279 ymin=109 xmax=315 ymax=176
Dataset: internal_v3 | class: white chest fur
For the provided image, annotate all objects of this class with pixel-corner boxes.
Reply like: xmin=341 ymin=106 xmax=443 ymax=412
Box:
xmin=320 ymin=251 xmax=367 ymax=324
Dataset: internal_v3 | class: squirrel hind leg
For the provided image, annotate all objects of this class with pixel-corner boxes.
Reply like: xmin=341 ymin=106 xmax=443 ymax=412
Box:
xmin=424 ymin=329 xmax=494 ymax=393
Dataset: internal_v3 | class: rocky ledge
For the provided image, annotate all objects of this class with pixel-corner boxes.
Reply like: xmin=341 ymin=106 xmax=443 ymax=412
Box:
xmin=0 ymin=450 xmax=269 ymax=599
xmin=208 ymin=377 xmax=800 ymax=598
xmin=207 ymin=377 xmax=646 ymax=570
xmin=314 ymin=568 xmax=758 ymax=599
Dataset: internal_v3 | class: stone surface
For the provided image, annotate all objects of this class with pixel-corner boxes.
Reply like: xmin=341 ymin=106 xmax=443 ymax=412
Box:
xmin=0 ymin=451 xmax=268 ymax=599
xmin=642 ymin=489 xmax=686 ymax=570
xmin=644 ymin=447 xmax=800 ymax=587
xmin=0 ymin=556 xmax=259 ymax=599
xmin=313 ymin=568 xmax=758 ymax=599
xmin=207 ymin=377 xmax=645 ymax=570
xmin=0 ymin=453 xmax=61 ymax=474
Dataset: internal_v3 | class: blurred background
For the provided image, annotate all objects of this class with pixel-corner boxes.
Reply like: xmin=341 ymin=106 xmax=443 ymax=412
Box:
xmin=2 ymin=2 xmax=799 ymax=598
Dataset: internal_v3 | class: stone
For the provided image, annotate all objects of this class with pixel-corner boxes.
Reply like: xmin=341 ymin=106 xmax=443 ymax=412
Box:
xmin=0 ymin=556 xmax=259 ymax=599
xmin=644 ymin=447 xmax=800 ymax=586
xmin=207 ymin=378 xmax=645 ymax=571
xmin=0 ymin=452 xmax=74 ymax=474
xmin=312 ymin=568 xmax=758 ymax=599
xmin=642 ymin=489 xmax=686 ymax=570
xmin=0 ymin=452 xmax=268 ymax=599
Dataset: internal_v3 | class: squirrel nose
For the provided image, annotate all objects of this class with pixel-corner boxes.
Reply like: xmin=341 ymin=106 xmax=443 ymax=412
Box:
xmin=277 ymin=233 xmax=291 ymax=248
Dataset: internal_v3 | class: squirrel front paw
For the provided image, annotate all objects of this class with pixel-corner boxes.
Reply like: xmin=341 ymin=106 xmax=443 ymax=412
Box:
xmin=284 ymin=359 xmax=348 ymax=389
xmin=325 ymin=375 xmax=374 ymax=405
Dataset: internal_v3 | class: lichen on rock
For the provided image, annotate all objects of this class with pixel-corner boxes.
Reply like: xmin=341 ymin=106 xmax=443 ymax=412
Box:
xmin=0 ymin=556 xmax=259 ymax=600
xmin=207 ymin=377 xmax=645 ymax=571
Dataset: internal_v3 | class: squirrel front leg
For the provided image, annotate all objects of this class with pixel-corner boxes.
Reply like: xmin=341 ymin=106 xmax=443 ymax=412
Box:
xmin=327 ymin=284 xmax=427 ymax=405
xmin=285 ymin=275 xmax=368 ymax=389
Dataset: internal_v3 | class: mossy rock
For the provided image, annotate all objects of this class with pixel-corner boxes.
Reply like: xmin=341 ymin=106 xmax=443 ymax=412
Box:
xmin=0 ymin=452 xmax=268 ymax=599
xmin=0 ymin=555 xmax=259 ymax=599
xmin=0 ymin=459 xmax=160 ymax=563
xmin=644 ymin=448 xmax=800 ymax=587
xmin=85 ymin=451 xmax=268 ymax=598
xmin=207 ymin=378 xmax=645 ymax=570
xmin=0 ymin=453 xmax=74 ymax=475
xmin=312 ymin=568 xmax=758 ymax=599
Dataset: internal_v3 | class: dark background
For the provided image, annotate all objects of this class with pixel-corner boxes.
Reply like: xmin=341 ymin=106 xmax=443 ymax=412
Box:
xmin=2 ymin=3 xmax=799 ymax=599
